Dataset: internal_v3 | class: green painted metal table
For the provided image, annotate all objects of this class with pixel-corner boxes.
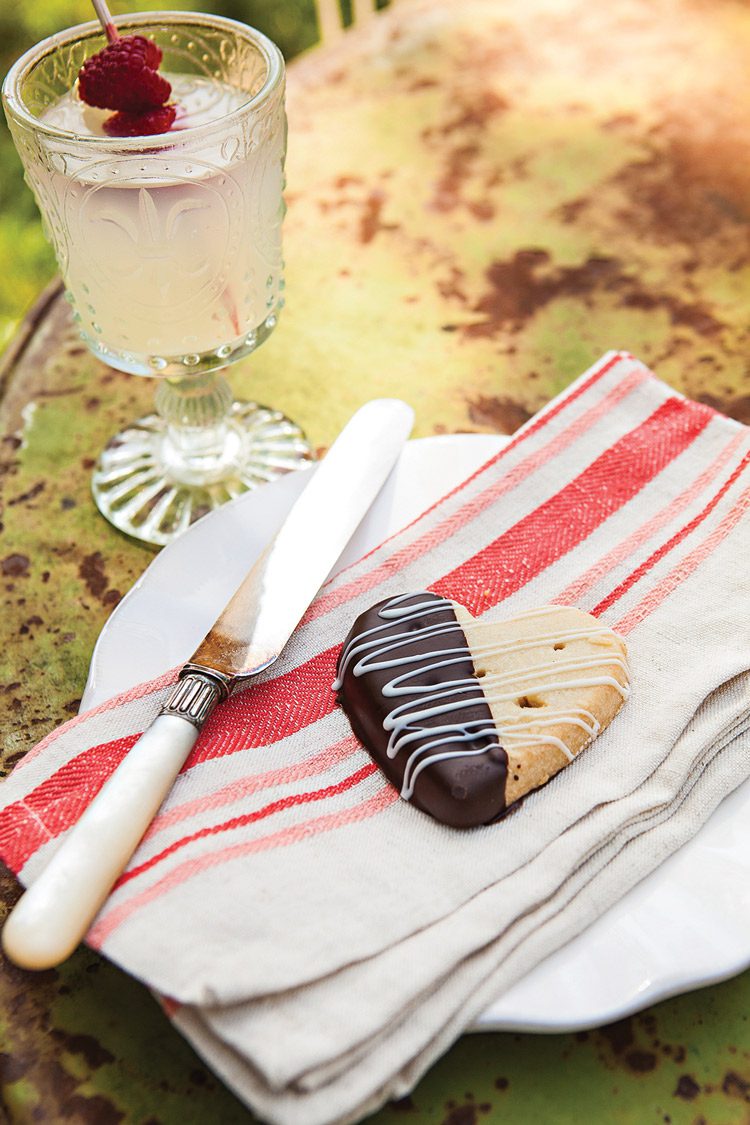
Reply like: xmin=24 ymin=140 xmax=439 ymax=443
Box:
xmin=2 ymin=0 xmax=750 ymax=1120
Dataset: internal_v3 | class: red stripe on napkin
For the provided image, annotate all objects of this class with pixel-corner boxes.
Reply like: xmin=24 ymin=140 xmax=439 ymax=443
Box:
xmin=552 ymin=430 xmax=746 ymax=608
xmin=593 ymin=447 xmax=750 ymax=617
xmin=142 ymin=735 xmax=361 ymax=844
xmin=614 ymin=478 xmax=750 ymax=633
xmin=115 ymin=761 xmax=378 ymax=890
xmin=189 ymin=647 xmax=340 ymax=765
xmin=0 ymin=733 xmax=140 ymax=871
xmin=89 ymin=784 xmax=399 ymax=947
xmin=431 ymin=398 xmax=713 ymax=614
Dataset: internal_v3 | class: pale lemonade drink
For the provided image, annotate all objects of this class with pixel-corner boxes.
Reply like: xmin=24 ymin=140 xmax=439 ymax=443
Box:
xmin=2 ymin=14 xmax=310 ymax=546
xmin=34 ymin=74 xmax=285 ymax=373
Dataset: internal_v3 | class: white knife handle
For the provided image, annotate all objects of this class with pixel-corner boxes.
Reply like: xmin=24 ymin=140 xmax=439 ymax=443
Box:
xmin=3 ymin=671 xmax=227 ymax=970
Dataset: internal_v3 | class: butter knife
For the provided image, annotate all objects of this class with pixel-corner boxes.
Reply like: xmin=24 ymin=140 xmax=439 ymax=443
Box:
xmin=3 ymin=398 xmax=414 ymax=970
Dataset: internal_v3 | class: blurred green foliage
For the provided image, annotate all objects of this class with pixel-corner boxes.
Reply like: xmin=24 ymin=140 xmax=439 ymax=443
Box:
xmin=0 ymin=0 xmax=321 ymax=351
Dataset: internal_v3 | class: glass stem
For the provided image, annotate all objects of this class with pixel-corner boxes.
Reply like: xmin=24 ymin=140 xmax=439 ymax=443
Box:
xmin=154 ymin=371 xmax=238 ymax=485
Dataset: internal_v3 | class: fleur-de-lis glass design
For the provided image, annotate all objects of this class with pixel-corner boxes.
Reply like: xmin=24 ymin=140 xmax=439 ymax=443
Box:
xmin=3 ymin=14 xmax=312 ymax=546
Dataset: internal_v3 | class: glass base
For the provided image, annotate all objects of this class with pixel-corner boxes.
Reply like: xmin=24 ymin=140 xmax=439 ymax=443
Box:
xmin=91 ymin=400 xmax=314 ymax=548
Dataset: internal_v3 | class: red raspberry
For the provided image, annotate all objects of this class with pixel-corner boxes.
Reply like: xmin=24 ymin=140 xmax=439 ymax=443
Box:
xmin=103 ymin=104 xmax=177 ymax=137
xmin=78 ymin=35 xmax=171 ymax=114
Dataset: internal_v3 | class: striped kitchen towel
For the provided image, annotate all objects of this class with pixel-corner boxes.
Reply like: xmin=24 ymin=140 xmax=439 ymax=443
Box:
xmin=1 ymin=350 xmax=749 ymax=1125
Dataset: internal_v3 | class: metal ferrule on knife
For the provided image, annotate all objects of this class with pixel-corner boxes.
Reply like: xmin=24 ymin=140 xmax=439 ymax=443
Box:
xmin=160 ymin=666 xmax=232 ymax=729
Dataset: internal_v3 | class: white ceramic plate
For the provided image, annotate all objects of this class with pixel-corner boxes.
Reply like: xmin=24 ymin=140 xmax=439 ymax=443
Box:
xmin=82 ymin=435 xmax=750 ymax=1033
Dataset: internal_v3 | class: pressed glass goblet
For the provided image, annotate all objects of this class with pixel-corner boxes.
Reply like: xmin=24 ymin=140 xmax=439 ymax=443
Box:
xmin=3 ymin=13 xmax=313 ymax=547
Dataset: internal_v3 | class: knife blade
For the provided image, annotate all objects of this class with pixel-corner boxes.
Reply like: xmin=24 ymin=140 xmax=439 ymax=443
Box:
xmin=3 ymin=398 xmax=414 ymax=970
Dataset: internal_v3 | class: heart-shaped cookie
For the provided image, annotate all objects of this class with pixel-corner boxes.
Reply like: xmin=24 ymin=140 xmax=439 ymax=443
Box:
xmin=334 ymin=593 xmax=629 ymax=828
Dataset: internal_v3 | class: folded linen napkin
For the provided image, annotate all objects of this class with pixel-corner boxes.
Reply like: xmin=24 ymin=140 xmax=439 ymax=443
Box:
xmin=2 ymin=351 xmax=750 ymax=1125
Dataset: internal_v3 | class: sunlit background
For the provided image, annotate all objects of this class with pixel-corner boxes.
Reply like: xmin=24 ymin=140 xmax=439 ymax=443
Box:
xmin=0 ymin=0 xmax=328 ymax=351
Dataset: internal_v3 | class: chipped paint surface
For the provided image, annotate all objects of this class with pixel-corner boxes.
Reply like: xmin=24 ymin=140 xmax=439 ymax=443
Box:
xmin=375 ymin=981 xmax=750 ymax=1125
xmin=2 ymin=0 xmax=750 ymax=1119
xmin=283 ymin=0 xmax=750 ymax=434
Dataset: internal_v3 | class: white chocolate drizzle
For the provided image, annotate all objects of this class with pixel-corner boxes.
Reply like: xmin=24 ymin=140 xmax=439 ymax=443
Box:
xmin=334 ymin=593 xmax=630 ymax=801
xmin=334 ymin=593 xmax=501 ymax=800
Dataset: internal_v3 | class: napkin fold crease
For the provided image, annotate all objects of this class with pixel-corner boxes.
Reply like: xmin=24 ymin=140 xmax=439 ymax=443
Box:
xmin=1 ymin=351 xmax=749 ymax=1125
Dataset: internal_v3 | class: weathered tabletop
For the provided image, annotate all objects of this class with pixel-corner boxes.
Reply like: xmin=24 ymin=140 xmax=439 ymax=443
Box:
xmin=2 ymin=0 xmax=750 ymax=1119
